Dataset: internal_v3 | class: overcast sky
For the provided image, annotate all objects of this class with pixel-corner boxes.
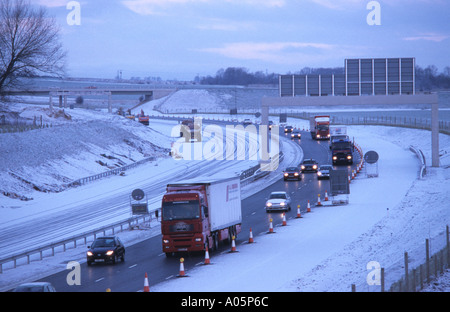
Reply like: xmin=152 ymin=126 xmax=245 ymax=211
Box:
xmin=36 ymin=0 xmax=450 ymax=80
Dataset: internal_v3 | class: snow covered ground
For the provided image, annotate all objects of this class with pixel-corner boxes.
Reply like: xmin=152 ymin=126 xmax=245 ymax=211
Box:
xmin=0 ymin=91 xmax=449 ymax=292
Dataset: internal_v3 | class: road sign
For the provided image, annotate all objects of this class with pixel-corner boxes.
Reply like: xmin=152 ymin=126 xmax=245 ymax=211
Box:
xmin=364 ymin=151 xmax=379 ymax=164
xmin=330 ymin=169 xmax=350 ymax=196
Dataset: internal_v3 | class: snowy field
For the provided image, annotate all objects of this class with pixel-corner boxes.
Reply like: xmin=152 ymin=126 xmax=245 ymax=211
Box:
xmin=0 ymin=90 xmax=449 ymax=292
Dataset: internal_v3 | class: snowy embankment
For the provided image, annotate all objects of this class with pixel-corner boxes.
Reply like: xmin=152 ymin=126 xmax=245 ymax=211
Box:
xmin=0 ymin=89 xmax=449 ymax=292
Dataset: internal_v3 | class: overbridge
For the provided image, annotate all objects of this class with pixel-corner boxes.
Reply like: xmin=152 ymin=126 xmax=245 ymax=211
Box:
xmin=3 ymin=87 xmax=174 ymax=113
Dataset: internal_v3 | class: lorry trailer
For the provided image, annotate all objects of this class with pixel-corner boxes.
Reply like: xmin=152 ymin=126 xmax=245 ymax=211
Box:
xmin=161 ymin=176 xmax=242 ymax=256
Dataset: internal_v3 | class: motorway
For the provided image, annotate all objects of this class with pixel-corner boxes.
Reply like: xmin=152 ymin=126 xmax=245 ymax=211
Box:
xmin=20 ymin=126 xmax=359 ymax=292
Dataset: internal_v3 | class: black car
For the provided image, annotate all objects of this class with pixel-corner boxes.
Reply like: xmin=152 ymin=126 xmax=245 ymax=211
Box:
xmin=283 ymin=166 xmax=301 ymax=181
xmin=87 ymin=236 xmax=125 ymax=265
xmin=301 ymin=159 xmax=318 ymax=172
xmin=284 ymin=126 xmax=293 ymax=133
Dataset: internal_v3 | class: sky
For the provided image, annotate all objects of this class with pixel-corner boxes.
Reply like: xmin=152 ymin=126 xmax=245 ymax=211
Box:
xmin=34 ymin=0 xmax=450 ymax=80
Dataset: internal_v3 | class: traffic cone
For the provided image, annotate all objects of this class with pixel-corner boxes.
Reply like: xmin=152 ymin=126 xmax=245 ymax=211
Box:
xmin=282 ymin=213 xmax=287 ymax=226
xmin=325 ymin=190 xmax=329 ymax=201
xmin=249 ymin=228 xmax=254 ymax=243
xmin=307 ymin=200 xmax=311 ymax=212
xmin=317 ymin=194 xmax=322 ymax=206
xmin=143 ymin=273 xmax=150 ymax=292
xmin=230 ymin=236 xmax=237 ymax=252
xmin=268 ymin=218 xmax=274 ymax=233
xmin=204 ymin=246 xmax=210 ymax=264
xmin=178 ymin=258 xmax=186 ymax=277
xmin=296 ymin=205 xmax=302 ymax=218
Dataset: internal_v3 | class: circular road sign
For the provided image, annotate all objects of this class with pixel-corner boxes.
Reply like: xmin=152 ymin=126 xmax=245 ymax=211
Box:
xmin=364 ymin=151 xmax=379 ymax=164
xmin=131 ymin=188 xmax=145 ymax=201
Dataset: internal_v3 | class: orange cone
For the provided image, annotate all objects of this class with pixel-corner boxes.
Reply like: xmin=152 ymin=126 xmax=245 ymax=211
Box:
xmin=317 ymin=194 xmax=322 ymax=206
xmin=249 ymin=228 xmax=254 ymax=243
xmin=282 ymin=213 xmax=287 ymax=226
xmin=204 ymin=246 xmax=210 ymax=264
xmin=325 ymin=190 xmax=329 ymax=201
xmin=268 ymin=218 xmax=274 ymax=233
xmin=143 ymin=273 xmax=150 ymax=292
xmin=178 ymin=258 xmax=186 ymax=277
xmin=230 ymin=236 xmax=237 ymax=252
xmin=296 ymin=205 xmax=302 ymax=218
xmin=307 ymin=200 xmax=311 ymax=212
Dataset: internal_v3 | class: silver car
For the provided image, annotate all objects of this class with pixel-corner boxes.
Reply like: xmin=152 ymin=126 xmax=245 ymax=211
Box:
xmin=265 ymin=191 xmax=291 ymax=212
xmin=317 ymin=165 xmax=333 ymax=180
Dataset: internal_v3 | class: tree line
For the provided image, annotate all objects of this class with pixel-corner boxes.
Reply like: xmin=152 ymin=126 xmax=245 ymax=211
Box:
xmin=197 ymin=66 xmax=450 ymax=91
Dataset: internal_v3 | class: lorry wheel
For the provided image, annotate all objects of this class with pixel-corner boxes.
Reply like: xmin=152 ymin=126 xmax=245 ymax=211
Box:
xmin=165 ymin=252 xmax=173 ymax=258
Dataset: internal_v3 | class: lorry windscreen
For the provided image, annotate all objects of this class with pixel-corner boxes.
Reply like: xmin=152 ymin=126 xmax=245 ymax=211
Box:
xmin=332 ymin=142 xmax=352 ymax=149
xmin=317 ymin=124 xmax=329 ymax=131
xmin=162 ymin=200 xmax=200 ymax=220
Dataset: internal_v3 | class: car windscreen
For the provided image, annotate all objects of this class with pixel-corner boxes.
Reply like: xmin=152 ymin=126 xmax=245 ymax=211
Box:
xmin=269 ymin=193 xmax=286 ymax=199
xmin=162 ymin=200 xmax=200 ymax=220
xmin=286 ymin=167 xmax=297 ymax=171
xmin=92 ymin=238 xmax=115 ymax=248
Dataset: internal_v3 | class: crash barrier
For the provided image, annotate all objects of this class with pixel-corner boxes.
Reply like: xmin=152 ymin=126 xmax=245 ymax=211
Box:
xmin=65 ymin=156 xmax=156 ymax=187
xmin=409 ymin=145 xmax=427 ymax=179
xmin=351 ymin=225 xmax=450 ymax=292
xmin=0 ymin=212 xmax=158 ymax=274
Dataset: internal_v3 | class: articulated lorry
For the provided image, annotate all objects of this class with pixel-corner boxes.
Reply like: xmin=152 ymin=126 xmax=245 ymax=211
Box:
xmin=161 ymin=177 xmax=242 ymax=256
xmin=310 ymin=115 xmax=330 ymax=140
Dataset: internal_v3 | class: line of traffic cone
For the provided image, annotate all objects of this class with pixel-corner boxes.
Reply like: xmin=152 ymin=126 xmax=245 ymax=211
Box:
xmin=268 ymin=218 xmax=274 ymax=233
xmin=230 ymin=236 xmax=237 ymax=252
xmin=296 ymin=204 xmax=302 ymax=218
xmin=204 ymin=245 xmax=210 ymax=264
xmin=249 ymin=228 xmax=254 ymax=243
xmin=144 ymin=272 xmax=150 ymax=292
xmin=307 ymin=200 xmax=311 ymax=212
xmin=282 ymin=213 xmax=287 ymax=226
xmin=316 ymin=194 xmax=322 ymax=206
xmin=177 ymin=258 xmax=187 ymax=277
xmin=325 ymin=190 xmax=329 ymax=201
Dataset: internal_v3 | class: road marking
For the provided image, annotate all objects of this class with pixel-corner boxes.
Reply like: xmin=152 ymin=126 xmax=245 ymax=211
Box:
xmin=128 ymin=264 xmax=137 ymax=269
xmin=165 ymin=275 xmax=174 ymax=280
xmin=95 ymin=277 xmax=105 ymax=283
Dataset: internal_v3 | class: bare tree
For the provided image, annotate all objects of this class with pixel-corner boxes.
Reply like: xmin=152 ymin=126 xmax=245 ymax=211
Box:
xmin=0 ymin=0 xmax=66 ymax=93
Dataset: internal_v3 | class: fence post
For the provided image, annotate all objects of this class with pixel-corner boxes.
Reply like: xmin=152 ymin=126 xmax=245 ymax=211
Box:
xmin=404 ymin=252 xmax=409 ymax=292
xmin=381 ymin=267 xmax=385 ymax=292
xmin=426 ymin=239 xmax=430 ymax=283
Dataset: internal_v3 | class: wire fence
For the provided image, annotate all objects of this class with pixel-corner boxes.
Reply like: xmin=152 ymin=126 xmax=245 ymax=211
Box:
xmin=352 ymin=225 xmax=450 ymax=292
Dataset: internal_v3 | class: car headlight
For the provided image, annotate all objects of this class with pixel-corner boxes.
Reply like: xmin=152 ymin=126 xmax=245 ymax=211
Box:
xmin=106 ymin=250 xmax=114 ymax=256
xmin=294 ymin=172 xmax=299 ymax=176
xmin=332 ymin=156 xmax=337 ymax=160
xmin=87 ymin=251 xmax=93 ymax=257
xmin=313 ymin=165 xmax=317 ymax=169
xmin=347 ymin=155 xmax=353 ymax=159
xmin=284 ymin=173 xmax=288 ymax=176
xmin=317 ymin=171 xmax=322 ymax=176
xmin=280 ymin=202 xmax=285 ymax=206
xmin=266 ymin=202 xmax=272 ymax=207
xmin=301 ymin=165 xmax=305 ymax=170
